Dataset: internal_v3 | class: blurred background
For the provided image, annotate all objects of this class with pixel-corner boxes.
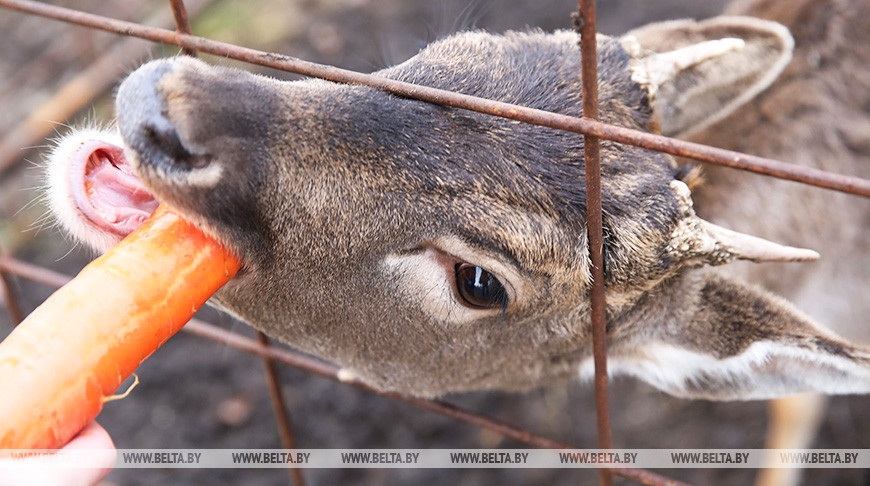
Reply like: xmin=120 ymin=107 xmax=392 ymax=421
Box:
xmin=1 ymin=1 xmax=868 ymax=485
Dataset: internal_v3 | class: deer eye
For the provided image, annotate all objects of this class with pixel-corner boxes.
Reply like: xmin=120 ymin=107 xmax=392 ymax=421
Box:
xmin=454 ymin=263 xmax=509 ymax=310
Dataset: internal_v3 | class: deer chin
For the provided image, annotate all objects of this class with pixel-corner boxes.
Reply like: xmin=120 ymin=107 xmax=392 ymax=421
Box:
xmin=47 ymin=128 xmax=161 ymax=253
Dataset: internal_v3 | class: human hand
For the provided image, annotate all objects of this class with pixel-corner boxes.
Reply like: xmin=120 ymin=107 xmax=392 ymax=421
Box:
xmin=0 ymin=421 xmax=116 ymax=486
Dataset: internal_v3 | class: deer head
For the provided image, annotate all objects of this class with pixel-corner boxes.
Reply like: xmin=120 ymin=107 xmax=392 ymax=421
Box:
xmin=47 ymin=16 xmax=870 ymax=399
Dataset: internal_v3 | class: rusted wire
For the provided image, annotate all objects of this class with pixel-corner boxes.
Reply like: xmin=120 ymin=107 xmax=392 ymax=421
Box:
xmin=255 ymin=332 xmax=298 ymax=451
xmin=257 ymin=332 xmax=306 ymax=486
xmin=577 ymin=1 xmax=613 ymax=486
xmin=168 ymin=0 xmax=195 ymax=56
xmin=0 ymin=255 xmax=686 ymax=486
xmin=0 ymin=262 xmax=23 ymax=326
xmin=1 ymin=0 xmax=869 ymax=199
xmin=0 ymin=255 xmax=69 ymax=288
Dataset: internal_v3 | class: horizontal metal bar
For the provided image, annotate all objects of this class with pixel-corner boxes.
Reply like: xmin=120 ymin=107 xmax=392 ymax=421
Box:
xmin=1 ymin=0 xmax=869 ymax=198
xmin=0 ymin=256 xmax=71 ymax=288
xmin=0 ymin=255 xmax=689 ymax=485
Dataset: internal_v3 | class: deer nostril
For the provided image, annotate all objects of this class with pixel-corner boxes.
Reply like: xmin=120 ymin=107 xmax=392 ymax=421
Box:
xmin=142 ymin=123 xmax=210 ymax=171
xmin=144 ymin=123 xmax=189 ymax=161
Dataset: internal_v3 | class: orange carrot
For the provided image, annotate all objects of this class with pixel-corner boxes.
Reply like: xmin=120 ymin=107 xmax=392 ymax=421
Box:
xmin=0 ymin=204 xmax=240 ymax=449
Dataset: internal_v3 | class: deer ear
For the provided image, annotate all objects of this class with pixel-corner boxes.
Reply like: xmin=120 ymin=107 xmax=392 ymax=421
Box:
xmin=604 ymin=271 xmax=870 ymax=400
xmin=621 ymin=16 xmax=793 ymax=137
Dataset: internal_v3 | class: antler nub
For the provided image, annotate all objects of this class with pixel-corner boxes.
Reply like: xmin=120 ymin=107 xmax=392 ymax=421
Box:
xmin=667 ymin=181 xmax=820 ymax=265
xmin=698 ymin=220 xmax=820 ymax=263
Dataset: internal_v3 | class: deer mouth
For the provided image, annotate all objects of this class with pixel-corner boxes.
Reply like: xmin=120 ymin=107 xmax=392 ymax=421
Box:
xmin=71 ymin=138 xmax=160 ymax=235
xmin=48 ymin=130 xmax=161 ymax=252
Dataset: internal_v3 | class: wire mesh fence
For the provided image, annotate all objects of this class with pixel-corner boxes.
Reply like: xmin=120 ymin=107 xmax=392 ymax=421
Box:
xmin=1 ymin=0 xmax=869 ymax=485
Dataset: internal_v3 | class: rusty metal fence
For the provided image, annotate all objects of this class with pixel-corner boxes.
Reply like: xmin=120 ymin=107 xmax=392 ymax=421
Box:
xmin=0 ymin=1 xmax=868 ymax=485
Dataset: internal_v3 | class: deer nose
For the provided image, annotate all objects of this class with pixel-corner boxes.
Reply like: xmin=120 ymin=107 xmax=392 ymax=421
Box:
xmin=116 ymin=60 xmax=206 ymax=173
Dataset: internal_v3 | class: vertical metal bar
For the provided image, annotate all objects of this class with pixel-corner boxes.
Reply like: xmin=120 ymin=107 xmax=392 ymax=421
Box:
xmin=168 ymin=0 xmax=196 ymax=56
xmin=257 ymin=332 xmax=306 ymax=486
xmin=0 ymin=262 xmax=24 ymax=326
xmin=167 ymin=2 xmax=303 ymax=484
xmin=578 ymin=1 xmax=613 ymax=486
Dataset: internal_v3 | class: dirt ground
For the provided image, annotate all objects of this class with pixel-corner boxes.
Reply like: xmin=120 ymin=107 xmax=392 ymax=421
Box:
xmin=1 ymin=1 xmax=868 ymax=485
